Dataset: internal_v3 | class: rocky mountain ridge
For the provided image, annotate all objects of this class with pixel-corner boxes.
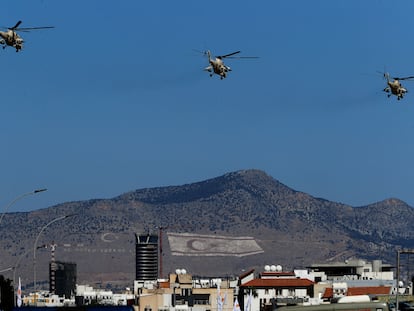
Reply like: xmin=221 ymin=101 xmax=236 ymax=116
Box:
xmin=0 ymin=169 xmax=412 ymax=290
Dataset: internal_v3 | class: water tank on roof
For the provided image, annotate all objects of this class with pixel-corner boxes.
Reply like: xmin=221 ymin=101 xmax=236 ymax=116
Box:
xmin=175 ymin=268 xmax=187 ymax=275
xmin=372 ymin=260 xmax=382 ymax=273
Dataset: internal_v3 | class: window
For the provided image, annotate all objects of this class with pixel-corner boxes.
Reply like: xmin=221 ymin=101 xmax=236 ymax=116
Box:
xmin=194 ymin=294 xmax=210 ymax=305
xmin=181 ymin=288 xmax=191 ymax=296
xmin=194 ymin=299 xmax=209 ymax=305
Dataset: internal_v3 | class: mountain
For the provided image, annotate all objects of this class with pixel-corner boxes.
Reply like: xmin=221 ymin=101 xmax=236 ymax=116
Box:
xmin=1 ymin=169 xmax=413 ymax=291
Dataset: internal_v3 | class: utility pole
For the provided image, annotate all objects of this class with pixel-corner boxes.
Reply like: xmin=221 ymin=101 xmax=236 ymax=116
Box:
xmin=157 ymin=226 xmax=168 ymax=279
xmin=396 ymin=249 xmax=414 ymax=311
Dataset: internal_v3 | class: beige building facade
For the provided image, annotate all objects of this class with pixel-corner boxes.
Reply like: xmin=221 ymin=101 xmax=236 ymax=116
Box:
xmin=135 ymin=272 xmax=235 ymax=311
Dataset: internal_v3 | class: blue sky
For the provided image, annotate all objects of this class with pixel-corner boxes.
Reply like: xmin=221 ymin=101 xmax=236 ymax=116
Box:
xmin=2 ymin=0 xmax=414 ymax=212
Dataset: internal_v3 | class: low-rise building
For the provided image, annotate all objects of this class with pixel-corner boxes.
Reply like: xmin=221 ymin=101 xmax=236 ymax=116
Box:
xmin=239 ymin=265 xmax=316 ymax=311
xmin=135 ymin=270 xmax=235 ymax=311
xmin=308 ymin=259 xmax=394 ymax=282
xmin=308 ymin=259 xmax=395 ymax=301
xmin=75 ymin=284 xmax=134 ymax=306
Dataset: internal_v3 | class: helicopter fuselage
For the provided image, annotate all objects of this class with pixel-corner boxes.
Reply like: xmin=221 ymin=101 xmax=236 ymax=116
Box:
xmin=385 ymin=80 xmax=406 ymax=99
xmin=202 ymin=49 xmax=256 ymax=80
xmin=381 ymin=72 xmax=414 ymax=100
xmin=205 ymin=58 xmax=231 ymax=79
xmin=0 ymin=30 xmax=23 ymax=51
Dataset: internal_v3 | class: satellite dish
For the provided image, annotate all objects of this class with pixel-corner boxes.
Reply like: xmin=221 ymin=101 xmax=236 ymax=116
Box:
xmin=181 ymin=269 xmax=187 ymax=275
xmin=265 ymin=265 xmax=271 ymax=271
xmin=175 ymin=269 xmax=181 ymax=275
xmin=276 ymin=265 xmax=282 ymax=272
xmin=270 ymin=265 xmax=276 ymax=271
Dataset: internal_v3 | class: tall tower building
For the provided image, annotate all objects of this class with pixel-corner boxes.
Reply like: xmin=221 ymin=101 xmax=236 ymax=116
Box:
xmin=135 ymin=233 xmax=158 ymax=281
xmin=49 ymin=261 xmax=76 ymax=298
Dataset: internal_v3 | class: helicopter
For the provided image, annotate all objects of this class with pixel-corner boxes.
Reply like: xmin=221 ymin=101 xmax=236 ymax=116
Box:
xmin=202 ymin=50 xmax=258 ymax=79
xmin=382 ymin=72 xmax=414 ymax=100
xmin=0 ymin=20 xmax=54 ymax=52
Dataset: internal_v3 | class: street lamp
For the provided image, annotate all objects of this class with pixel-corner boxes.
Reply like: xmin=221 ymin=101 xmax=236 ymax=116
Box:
xmin=13 ymin=244 xmax=47 ymax=289
xmin=1 ymin=245 xmax=48 ymax=308
xmin=33 ymin=214 xmax=76 ymax=304
xmin=0 ymin=188 xmax=47 ymax=225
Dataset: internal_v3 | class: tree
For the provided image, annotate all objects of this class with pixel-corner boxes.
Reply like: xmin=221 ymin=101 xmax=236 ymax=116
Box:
xmin=0 ymin=275 xmax=14 ymax=311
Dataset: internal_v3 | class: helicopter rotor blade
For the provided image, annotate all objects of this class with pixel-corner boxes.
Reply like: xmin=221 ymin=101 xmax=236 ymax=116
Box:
xmin=225 ymin=56 xmax=259 ymax=59
xmin=394 ymin=76 xmax=414 ymax=81
xmin=15 ymin=26 xmax=54 ymax=31
xmin=192 ymin=49 xmax=206 ymax=54
xmin=218 ymin=51 xmax=241 ymax=59
xmin=9 ymin=20 xmax=22 ymax=30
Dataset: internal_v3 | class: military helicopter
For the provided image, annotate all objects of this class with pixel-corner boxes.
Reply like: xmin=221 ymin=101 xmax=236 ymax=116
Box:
xmin=202 ymin=50 xmax=258 ymax=79
xmin=0 ymin=20 xmax=54 ymax=52
xmin=382 ymin=72 xmax=414 ymax=100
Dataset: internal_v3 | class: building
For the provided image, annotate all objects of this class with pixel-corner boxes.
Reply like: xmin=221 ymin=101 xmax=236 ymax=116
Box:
xmin=49 ymin=261 xmax=76 ymax=299
xmin=75 ymin=285 xmax=134 ymax=306
xmin=135 ymin=270 xmax=235 ymax=311
xmin=22 ymin=291 xmax=75 ymax=307
xmin=308 ymin=259 xmax=394 ymax=282
xmin=308 ymin=259 xmax=394 ymax=301
xmin=135 ymin=233 xmax=159 ymax=282
xmin=239 ymin=266 xmax=316 ymax=311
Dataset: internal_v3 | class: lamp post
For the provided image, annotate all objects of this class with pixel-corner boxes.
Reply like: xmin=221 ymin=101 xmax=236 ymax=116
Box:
xmin=396 ymin=250 xmax=401 ymax=311
xmin=13 ymin=244 xmax=46 ymax=289
xmin=33 ymin=214 xmax=75 ymax=304
xmin=395 ymin=249 xmax=414 ymax=311
xmin=0 ymin=188 xmax=47 ymax=225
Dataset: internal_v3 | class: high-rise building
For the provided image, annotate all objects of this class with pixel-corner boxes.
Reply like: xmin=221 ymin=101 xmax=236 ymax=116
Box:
xmin=135 ymin=233 xmax=158 ymax=281
xmin=49 ymin=261 xmax=76 ymax=298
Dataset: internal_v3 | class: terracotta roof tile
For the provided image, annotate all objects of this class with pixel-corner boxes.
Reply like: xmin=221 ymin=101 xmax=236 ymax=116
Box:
xmin=159 ymin=281 xmax=170 ymax=289
xmin=347 ymin=286 xmax=391 ymax=296
xmin=323 ymin=287 xmax=333 ymax=299
xmin=322 ymin=286 xmax=391 ymax=299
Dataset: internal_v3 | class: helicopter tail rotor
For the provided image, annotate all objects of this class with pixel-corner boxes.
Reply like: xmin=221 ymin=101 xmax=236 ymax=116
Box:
xmin=192 ymin=49 xmax=212 ymax=61
xmin=376 ymin=70 xmax=390 ymax=82
xmin=205 ymin=50 xmax=212 ymax=61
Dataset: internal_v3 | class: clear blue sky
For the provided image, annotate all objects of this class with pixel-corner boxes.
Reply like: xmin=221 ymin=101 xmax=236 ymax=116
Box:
xmin=2 ymin=0 xmax=414 ymax=212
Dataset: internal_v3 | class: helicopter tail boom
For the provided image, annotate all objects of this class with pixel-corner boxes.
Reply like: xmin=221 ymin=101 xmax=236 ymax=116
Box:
xmin=204 ymin=50 xmax=212 ymax=62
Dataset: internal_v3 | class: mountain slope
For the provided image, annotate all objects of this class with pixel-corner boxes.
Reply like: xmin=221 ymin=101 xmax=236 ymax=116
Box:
xmin=0 ymin=169 xmax=412 ymax=290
